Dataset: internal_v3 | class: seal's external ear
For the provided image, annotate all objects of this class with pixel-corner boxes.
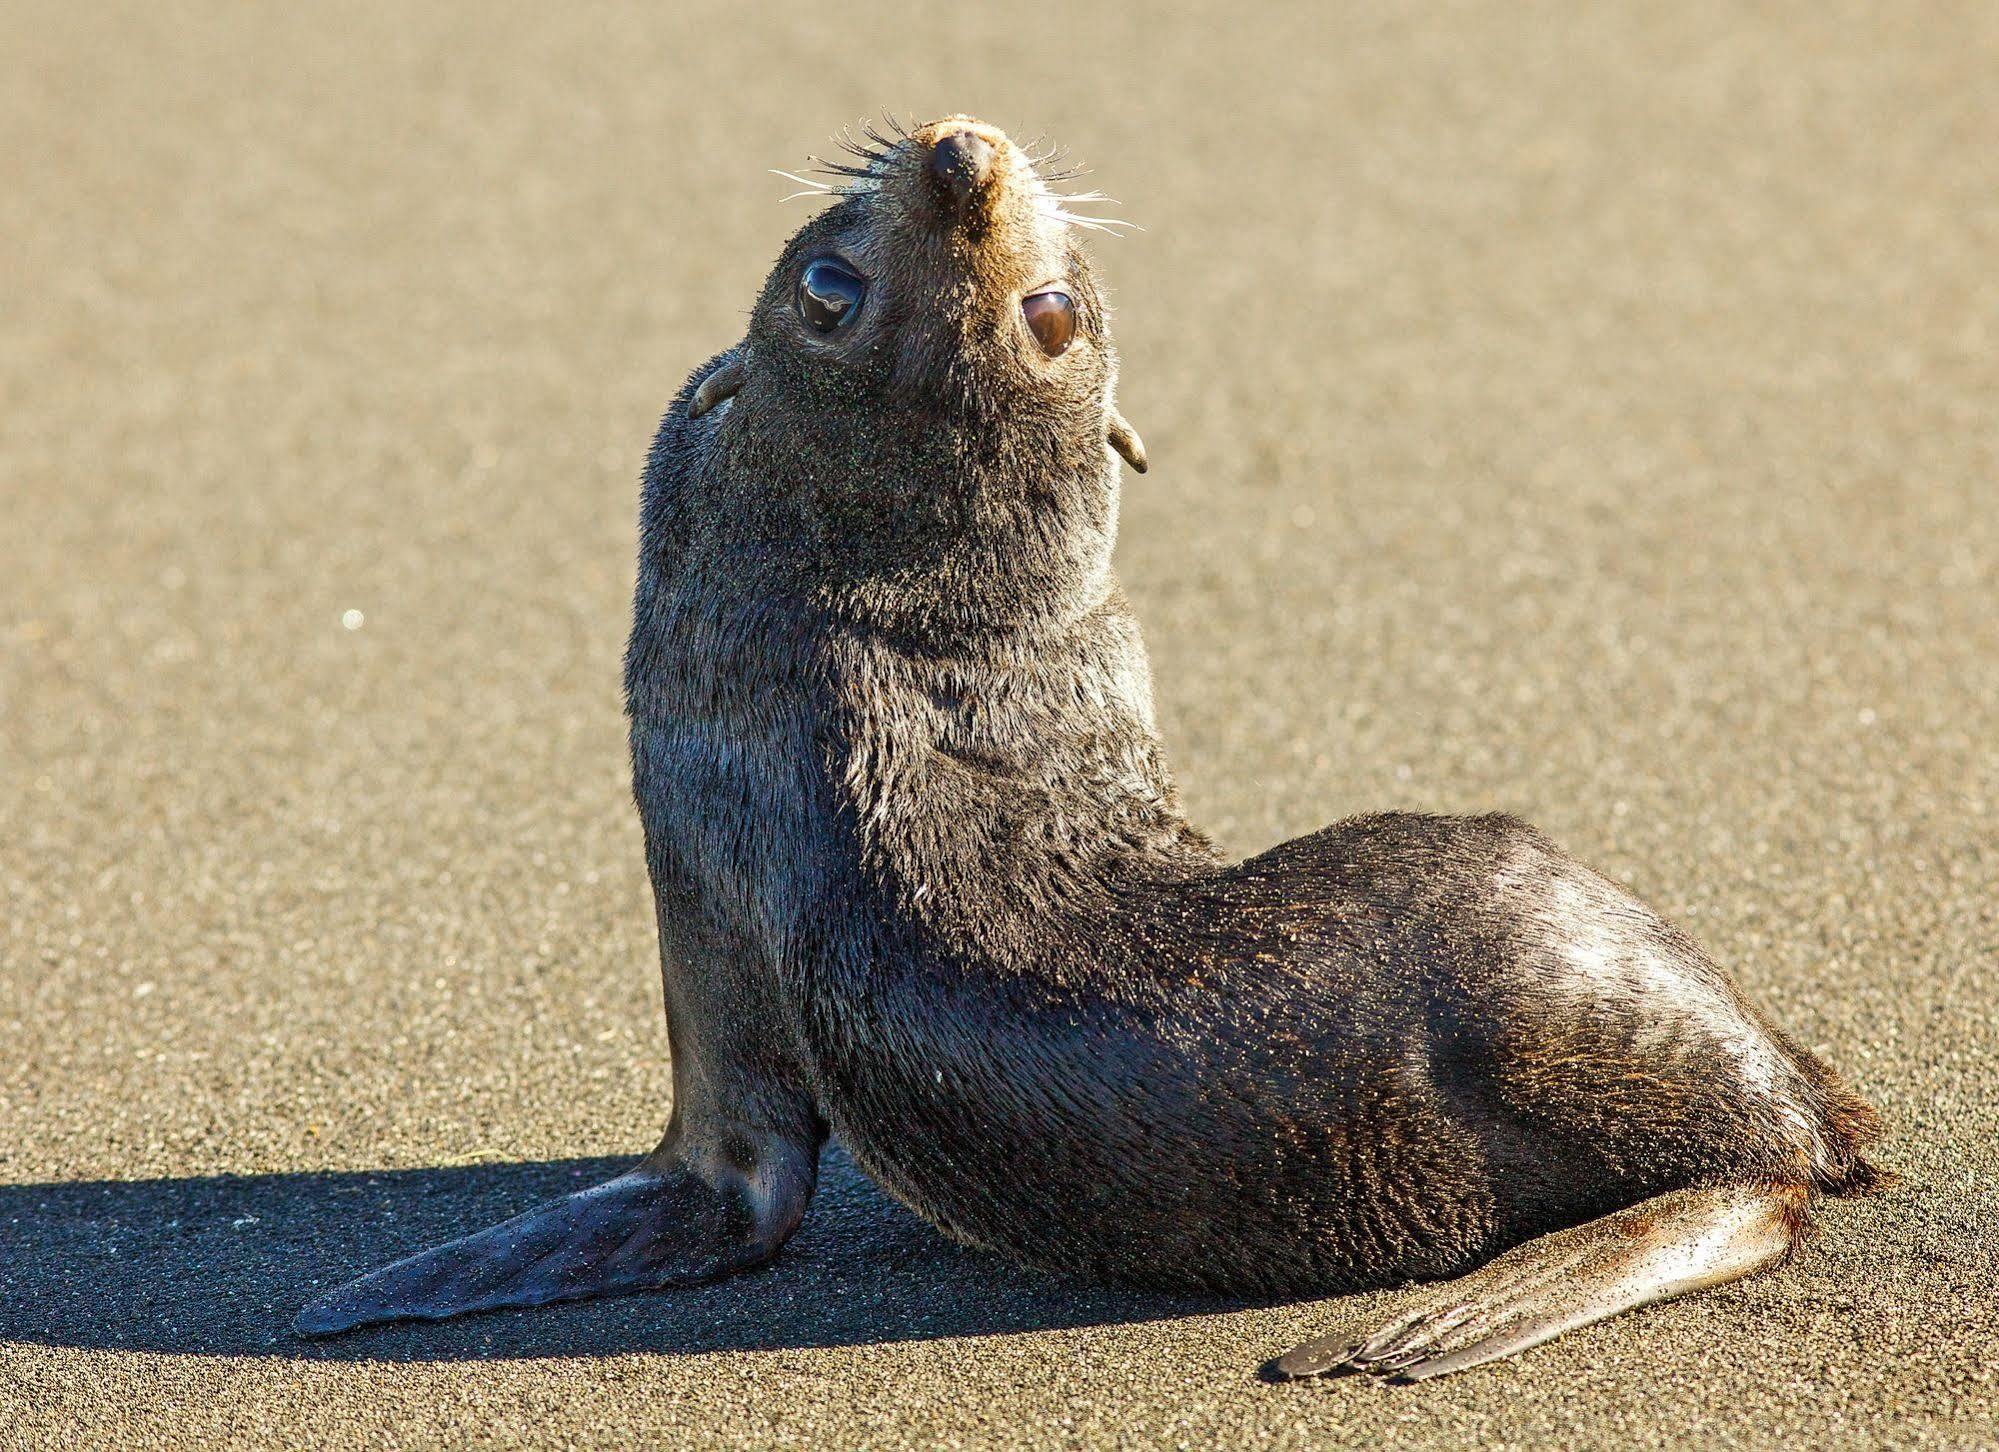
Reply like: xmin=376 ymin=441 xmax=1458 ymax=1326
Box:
xmin=1107 ymin=406 xmax=1148 ymax=474
xmin=689 ymin=357 xmax=745 ymax=419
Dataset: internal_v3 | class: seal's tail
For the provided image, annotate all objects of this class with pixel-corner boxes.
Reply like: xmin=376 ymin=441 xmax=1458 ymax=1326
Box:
xmin=1802 ymin=1077 xmax=1891 ymax=1198
xmin=1764 ymin=1017 xmax=1890 ymax=1198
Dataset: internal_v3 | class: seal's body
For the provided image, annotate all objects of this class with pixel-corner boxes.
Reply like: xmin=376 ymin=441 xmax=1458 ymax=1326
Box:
xmin=299 ymin=118 xmax=1882 ymax=1380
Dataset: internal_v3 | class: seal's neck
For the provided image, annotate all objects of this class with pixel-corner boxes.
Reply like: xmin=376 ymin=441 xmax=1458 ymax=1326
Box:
xmin=822 ymin=590 xmax=1217 ymax=972
xmin=718 ymin=368 xmax=1125 ymax=648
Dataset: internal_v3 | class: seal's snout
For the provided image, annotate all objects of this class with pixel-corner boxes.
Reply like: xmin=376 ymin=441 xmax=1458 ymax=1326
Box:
xmin=928 ymin=127 xmax=996 ymax=210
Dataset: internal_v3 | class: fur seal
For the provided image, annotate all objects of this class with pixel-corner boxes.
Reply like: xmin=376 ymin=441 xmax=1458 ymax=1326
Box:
xmin=296 ymin=116 xmax=1885 ymax=1381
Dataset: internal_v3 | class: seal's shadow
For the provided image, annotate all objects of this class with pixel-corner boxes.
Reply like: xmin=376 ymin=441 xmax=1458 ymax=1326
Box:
xmin=0 ymin=1148 xmax=1224 ymax=1361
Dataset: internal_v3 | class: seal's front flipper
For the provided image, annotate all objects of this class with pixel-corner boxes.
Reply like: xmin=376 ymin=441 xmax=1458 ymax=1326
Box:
xmin=294 ymin=1144 xmax=816 ymax=1337
xmin=1268 ymin=1181 xmax=1808 ymax=1383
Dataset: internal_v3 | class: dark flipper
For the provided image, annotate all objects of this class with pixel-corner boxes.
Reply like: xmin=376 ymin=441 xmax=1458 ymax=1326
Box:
xmin=295 ymin=1145 xmax=816 ymax=1337
xmin=1269 ymin=1180 xmax=1808 ymax=1383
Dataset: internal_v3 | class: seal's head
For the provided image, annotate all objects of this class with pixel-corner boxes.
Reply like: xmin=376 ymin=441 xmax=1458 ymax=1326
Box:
xmin=698 ymin=117 xmax=1141 ymax=464
xmin=679 ymin=118 xmax=1147 ymax=616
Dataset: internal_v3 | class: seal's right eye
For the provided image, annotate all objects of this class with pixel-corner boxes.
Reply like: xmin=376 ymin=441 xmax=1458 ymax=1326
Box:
xmin=798 ymin=258 xmax=867 ymax=333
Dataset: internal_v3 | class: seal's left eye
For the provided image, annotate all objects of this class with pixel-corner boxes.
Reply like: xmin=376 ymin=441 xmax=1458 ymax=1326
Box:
xmin=1022 ymin=290 xmax=1076 ymax=358
xmin=798 ymin=258 xmax=866 ymax=333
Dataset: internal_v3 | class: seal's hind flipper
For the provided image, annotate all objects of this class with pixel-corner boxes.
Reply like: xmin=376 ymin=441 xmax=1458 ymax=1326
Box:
xmin=295 ymin=1154 xmax=813 ymax=1337
xmin=1267 ymin=1181 xmax=1808 ymax=1383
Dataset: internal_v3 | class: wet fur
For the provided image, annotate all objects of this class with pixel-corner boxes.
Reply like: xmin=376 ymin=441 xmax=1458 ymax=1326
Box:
xmin=623 ymin=122 xmax=1881 ymax=1304
xmin=287 ymin=123 xmax=1887 ymax=1354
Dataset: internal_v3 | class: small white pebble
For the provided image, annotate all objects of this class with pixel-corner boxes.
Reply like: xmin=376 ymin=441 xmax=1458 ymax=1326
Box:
xmin=133 ymin=981 xmax=156 ymax=998
xmin=1856 ymin=707 xmax=1876 ymax=726
xmin=341 ymin=608 xmax=365 ymax=631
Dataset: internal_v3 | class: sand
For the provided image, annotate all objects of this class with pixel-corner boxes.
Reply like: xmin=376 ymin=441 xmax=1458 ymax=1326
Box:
xmin=3 ymin=3 xmax=1994 ymax=1446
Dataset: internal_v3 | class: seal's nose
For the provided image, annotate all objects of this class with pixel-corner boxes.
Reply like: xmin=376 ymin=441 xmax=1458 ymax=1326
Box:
xmin=928 ymin=128 xmax=995 ymax=210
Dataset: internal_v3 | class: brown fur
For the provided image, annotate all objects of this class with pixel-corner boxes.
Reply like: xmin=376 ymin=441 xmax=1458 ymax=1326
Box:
xmin=295 ymin=118 xmax=1884 ymax=1349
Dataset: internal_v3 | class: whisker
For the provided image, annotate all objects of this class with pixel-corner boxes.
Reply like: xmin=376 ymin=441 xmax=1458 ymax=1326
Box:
xmin=1028 ymin=138 xmax=1094 ymax=190
xmin=807 ymin=155 xmax=879 ymax=180
xmin=771 ymin=164 xmax=881 ymax=204
xmin=1044 ymin=209 xmax=1143 ymax=234
xmin=770 ymin=169 xmax=832 ymax=194
xmin=835 ymin=123 xmax=887 ymax=165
